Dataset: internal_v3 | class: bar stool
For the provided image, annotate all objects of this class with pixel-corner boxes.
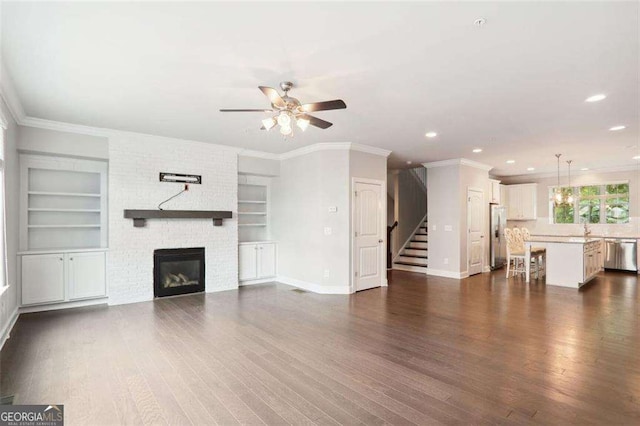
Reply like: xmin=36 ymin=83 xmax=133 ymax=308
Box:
xmin=521 ymin=227 xmax=546 ymax=279
xmin=504 ymin=228 xmax=526 ymax=278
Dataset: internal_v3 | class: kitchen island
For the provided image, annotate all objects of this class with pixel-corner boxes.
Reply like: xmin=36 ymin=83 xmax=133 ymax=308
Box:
xmin=525 ymin=236 xmax=603 ymax=288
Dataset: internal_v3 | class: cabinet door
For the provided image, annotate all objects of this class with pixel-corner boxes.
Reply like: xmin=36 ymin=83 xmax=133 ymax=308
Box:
xmin=507 ymin=186 xmax=521 ymax=219
xmin=257 ymin=243 xmax=277 ymax=278
xmin=520 ymin=185 xmax=537 ymax=220
xmin=68 ymin=252 xmax=106 ymax=300
xmin=239 ymin=244 xmax=258 ymax=281
xmin=21 ymin=254 xmax=65 ymax=305
xmin=490 ymin=181 xmax=501 ymax=204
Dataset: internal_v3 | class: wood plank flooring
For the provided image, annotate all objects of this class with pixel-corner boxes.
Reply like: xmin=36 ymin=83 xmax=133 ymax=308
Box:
xmin=1 ymin=269 xmax=639 ymax=425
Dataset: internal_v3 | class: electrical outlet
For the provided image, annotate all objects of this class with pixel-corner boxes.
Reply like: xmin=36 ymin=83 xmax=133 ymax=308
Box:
xmin=324 ymin=269 xmax=330 ymax=278
xmin=444 ymin=258 xmax=449 ymax=265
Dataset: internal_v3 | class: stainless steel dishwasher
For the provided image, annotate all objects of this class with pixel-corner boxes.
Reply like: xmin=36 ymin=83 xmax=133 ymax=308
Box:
xmin=604 ymin=239 xmax=638 ymax=272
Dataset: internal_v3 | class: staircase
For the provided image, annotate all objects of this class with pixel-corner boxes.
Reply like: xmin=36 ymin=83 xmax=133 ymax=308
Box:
xmin=393 ymin=219 xmax=428 ymax=273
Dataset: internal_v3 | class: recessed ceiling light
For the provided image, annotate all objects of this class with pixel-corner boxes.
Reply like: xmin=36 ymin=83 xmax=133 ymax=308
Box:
xmin=425 ymin=132 xmax=437 ymax=138
xmin=609 ymin=125 xmax=626 ymax=131
xmin=472 ymin=148 xmax=482 ymax=153
xmin=633 ymin=155 xmax=640 ymax=160
xmin=585 ymin=94 xmax=606 ymax=103
xmin=506 ymin=160 xmax=515 ymax=164
xmin=581 ymin=168 xmax=589 ymax=171
xmin=474 ymin=18 xmax=486 ymax=27
xmin=527 ymin=167 xmax=535 ymax=171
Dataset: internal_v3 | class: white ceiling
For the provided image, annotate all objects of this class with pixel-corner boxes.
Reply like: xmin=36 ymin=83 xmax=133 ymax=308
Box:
xmin=2 ymin=1 xmax=638 ymax=175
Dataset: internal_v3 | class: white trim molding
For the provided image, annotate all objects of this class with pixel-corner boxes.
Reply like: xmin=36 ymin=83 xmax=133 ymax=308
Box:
xmin=0 ymin=307 xmax=19 ymax=350
xmin=277 ymin=276 xmax=352 ymax=294
xmin=423 ymin=158 xmax=493 ymax=172
xmin=426 ymin=268 xmax=469 ymax=279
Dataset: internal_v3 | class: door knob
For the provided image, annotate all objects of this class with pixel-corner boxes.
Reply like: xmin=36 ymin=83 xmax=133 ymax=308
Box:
xmin=378 ymin=239 xmax=383 ymax=243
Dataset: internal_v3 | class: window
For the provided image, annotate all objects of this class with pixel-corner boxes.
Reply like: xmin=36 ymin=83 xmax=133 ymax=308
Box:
xmin=550 ymin=182 xmax=630 ymax=224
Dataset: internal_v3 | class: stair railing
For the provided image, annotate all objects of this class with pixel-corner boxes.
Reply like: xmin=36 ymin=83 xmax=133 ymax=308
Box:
xmin=387 ymin=221 xmax=398 ymax=268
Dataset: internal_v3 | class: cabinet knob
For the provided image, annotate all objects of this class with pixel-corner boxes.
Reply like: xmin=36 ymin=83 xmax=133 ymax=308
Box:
xmin=254 ymin=246 xmax=258 ymax=250
xmin=70 ymin=257 xmax=74 ymax=261
xmin=260 ymin=247 xmax=263 ymax=250
xmin=59 ymin=257 xmax=63 ymax=261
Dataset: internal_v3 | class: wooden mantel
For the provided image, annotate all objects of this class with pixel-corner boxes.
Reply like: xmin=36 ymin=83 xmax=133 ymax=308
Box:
xmin=123 ymin=210 xmax=232 ymax=227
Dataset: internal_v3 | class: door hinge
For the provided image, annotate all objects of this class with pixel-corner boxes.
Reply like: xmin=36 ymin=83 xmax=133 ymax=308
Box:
xmin=355 ymin=271 xmax=358 ymax=277
xmin=355 ymin=231 xmax=358 ymax=237
xmin=355 ymin=191 xmax=358 ymax=196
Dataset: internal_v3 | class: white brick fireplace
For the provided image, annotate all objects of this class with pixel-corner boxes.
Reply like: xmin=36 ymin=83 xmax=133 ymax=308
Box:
xmin=108 ymin=134 xmax=238 ymax=305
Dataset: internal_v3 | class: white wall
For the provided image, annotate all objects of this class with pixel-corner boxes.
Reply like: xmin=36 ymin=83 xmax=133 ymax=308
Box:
xmin=426 ymin=165 xmax=461 ymax=276
xmin=271 ymin=149 xmax=351 ymax=291
xmin=501 ymin=168 xmax=640 ymax=236
xmin=18 ymin=126 xmax=108 ymax=159
xmin=238 ymin=155 xmax=280 ymax=177
xmin=108 ymin=134 xmax=238 ymax=305
xmin=0 ymin=97 xmax=19 ymax=343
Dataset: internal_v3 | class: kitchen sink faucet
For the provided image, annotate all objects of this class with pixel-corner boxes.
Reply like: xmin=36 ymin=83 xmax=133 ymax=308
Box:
xmin=584 ymin=223 xmax=592 ymax=237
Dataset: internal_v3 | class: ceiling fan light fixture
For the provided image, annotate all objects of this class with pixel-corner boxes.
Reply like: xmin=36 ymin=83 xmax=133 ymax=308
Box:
xmin=280 ymin=125 xmax=292 ymax=136
xmin=262 ymin=117 xmax=276 ymax=131
xmin=296 ymin=118 xmax=310 ymax=132
xmin=277 ymin=112 xmax=291 ymax=127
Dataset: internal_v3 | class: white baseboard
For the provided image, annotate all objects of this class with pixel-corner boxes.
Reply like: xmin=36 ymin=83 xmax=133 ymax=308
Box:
xmin=276 ymin=276 xmax=352 ymax=294
xmin=392 ymin=264 xmax=428 ymax=274
xmin=239 ymin=278 xmax=276 ymax=286
xmin=382 ymin=277 xmax=388 ymax=287
xmin=426 ymin=268 xmax=468 ymax=279
xmin=0 ymin=307 xmax=19 ymax=350
xmin=21 ymin=297 xmax=109 ymax=313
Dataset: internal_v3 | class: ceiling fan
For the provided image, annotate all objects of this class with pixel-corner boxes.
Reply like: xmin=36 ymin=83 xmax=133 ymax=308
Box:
xmin=220 ymin=81 xmax=346 ymax=136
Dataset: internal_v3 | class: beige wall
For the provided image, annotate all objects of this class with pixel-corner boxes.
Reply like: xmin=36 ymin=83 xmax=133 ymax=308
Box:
xmin=427 ymin=165 xmax=461 ymax=274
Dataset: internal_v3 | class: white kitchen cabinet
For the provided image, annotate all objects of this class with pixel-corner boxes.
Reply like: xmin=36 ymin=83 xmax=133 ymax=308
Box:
xmin=20 ymin=250 xmax=107 ymax=306
xmin=68 ymin=252 xmax=107 ymax=300
xmin=21 ymin=253 xmax=65 ymax=305
xmin=239 ymin=242 xmax=277 ymax=282
xmin=489 ymin=179 xmax=501 ymax=204
xmin=504 ymin=184 xmax=537 ymax=220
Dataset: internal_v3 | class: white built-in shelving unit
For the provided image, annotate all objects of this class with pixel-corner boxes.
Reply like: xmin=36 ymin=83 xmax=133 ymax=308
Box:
xmin=18 ymin=154 xmax=108 ymax=310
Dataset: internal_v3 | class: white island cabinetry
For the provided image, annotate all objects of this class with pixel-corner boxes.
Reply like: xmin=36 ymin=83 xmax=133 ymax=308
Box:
xmin=525 ymin=237 xmax=602 ymax=288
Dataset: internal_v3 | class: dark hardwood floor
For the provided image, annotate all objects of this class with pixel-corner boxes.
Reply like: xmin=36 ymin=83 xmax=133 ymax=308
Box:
xmin=1 ymin=269 xmax=639 ymax=425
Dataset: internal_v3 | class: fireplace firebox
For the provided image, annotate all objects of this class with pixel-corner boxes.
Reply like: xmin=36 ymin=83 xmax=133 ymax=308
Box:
xmin=154 ymin=248 xmax=205 ymax=297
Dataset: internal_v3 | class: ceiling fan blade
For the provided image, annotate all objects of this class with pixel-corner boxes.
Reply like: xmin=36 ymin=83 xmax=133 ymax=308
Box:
xmin=301 ymin=99 xmax=347 ymax=112
xmin=219 ymin=109 xmax=273 ymax=112
xmin=299 ymin=114 xmax=333 ymax=129
xmin=258 ymin=86 xmax=286 ymax=108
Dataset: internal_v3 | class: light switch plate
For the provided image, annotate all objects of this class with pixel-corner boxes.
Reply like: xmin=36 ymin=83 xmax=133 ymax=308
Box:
xmin=324 ymin=227 xmax=332 ymax=235
xmin=328 ymin=206 xmax=338 ymax=213
xmin=444 ymin=225 xmax=453 ymax=232
xmin=432 ymin=224 xmax=437 ymax=231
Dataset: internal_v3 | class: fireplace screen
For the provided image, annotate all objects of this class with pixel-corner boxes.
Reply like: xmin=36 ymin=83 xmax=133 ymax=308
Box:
xmin=154 ymin=247 xmax=205 ymax=297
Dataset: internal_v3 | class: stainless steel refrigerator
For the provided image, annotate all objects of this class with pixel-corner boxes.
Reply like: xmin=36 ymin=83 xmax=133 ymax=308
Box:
xmin=490 ymin=204 xmax=507 ymax=270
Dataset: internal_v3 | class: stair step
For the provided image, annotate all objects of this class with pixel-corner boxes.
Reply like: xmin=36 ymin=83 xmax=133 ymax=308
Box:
xmin=408 ymin=241 xmax=428 ymax=249
xmin=392 ymin=263 xmax=428 ymax=273
xmin=394 ymin=260 xmax=429 ymax=267
xmin=400 ymin=254 xmax=428 ymax=259
xmin=412 ymin=235 xmax=428 ymax=242
xmin=404 ymin=248 xmax=427 ymax=256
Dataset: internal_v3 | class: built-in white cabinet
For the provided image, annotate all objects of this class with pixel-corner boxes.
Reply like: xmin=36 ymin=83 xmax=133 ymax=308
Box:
xmin=489 ymin=179 xmax=501 ymax=204
xmin=19 ymin=154 xmax=108 ymax=310
xmin=238 ymin=175 xmax=270 ymax=243
xmin=503 ymin=184 xmax=537 ymax=220
xmin=239 ymin=242 xmax=277 ymax=282
xmin=68 ymin=251 xmax=107 ymax=300
xmin=21 ymin=254 xmax=65 ymax=305
xmin=20 ymin=250 xmax=107 ymax=306
xmin=582 ymin=240 xmax=602 ymax=284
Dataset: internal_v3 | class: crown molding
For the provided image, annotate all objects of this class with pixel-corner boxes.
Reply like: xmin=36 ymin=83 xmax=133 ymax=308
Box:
xmin=20 ymin=116 xmax=111 ymax=137
xmin=0 ymin=63 xmax=26 ymax=123
xmin=423 ymin=158 xmax=493 ymax=171
xmin=498 ymin=163 xmax=640 ymax=181
xmin=278 ymin=142 xmax=352 ymax=160
xmin=350 ymin=143 xmax=392 ymax=158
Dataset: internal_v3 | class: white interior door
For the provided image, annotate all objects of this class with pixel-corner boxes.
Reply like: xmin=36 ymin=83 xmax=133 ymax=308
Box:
xmin=467 ymin=188 xmax=484 ymax=276
xmin=354 ymin=181 xmax=383 ymax=291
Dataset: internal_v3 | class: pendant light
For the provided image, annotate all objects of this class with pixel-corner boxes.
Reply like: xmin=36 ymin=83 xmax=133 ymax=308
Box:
xmin=566 ymin=160 xmax=573 ymax=204
xmin=554 ymin=154 xmax=563 ymax=205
